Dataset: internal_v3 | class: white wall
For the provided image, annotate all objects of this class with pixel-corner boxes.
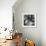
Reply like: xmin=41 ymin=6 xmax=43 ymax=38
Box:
xmin=13 ymin=0 xmax=41 ymax=46
xmin=0 ymin=0 xmax=16 ymax=30
xmin=41 ymin=0 xmax=46 ymax=46
xmin=13 ymin=0 xmax=46 ymax=46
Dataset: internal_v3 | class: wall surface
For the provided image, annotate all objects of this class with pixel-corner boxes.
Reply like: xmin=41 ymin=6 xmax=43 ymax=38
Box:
xmin=0 ymin=0 xmax=16 ymax=30
xmin=41 ymin=0 xmax=46 ymax=46
xmin=13 ymin=0 xmax=41 ymax=46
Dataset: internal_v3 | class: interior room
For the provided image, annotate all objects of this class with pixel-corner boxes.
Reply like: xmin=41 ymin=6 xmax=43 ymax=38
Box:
xmin=0 ymin=0 xmax=46 ymax=46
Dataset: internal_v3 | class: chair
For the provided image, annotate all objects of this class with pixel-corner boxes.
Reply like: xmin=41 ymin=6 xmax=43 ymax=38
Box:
xmin=25 ymin=40 xmax=35 ymax=46
xmin=13 ymin=33 xmax=23 ymax=46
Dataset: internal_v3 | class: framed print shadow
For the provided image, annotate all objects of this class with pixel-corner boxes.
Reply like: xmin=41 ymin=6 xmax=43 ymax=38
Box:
xmin=22 ymin=13 xmax=36 ymax=27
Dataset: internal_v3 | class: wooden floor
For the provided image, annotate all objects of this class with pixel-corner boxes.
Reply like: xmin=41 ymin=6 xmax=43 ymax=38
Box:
xmin=0 ymin=39 xmax=16 ymax=46
xmin=0 ymin=33 xmax=23 ymax=46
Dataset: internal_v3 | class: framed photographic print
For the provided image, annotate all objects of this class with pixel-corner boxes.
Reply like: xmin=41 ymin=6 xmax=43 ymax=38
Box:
xmin=22 ymin=13 xmax=36 ymax=27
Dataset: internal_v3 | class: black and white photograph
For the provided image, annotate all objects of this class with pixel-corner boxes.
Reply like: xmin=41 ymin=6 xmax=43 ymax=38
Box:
xmin=22 ymin=13 xmax=36 ymax=27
